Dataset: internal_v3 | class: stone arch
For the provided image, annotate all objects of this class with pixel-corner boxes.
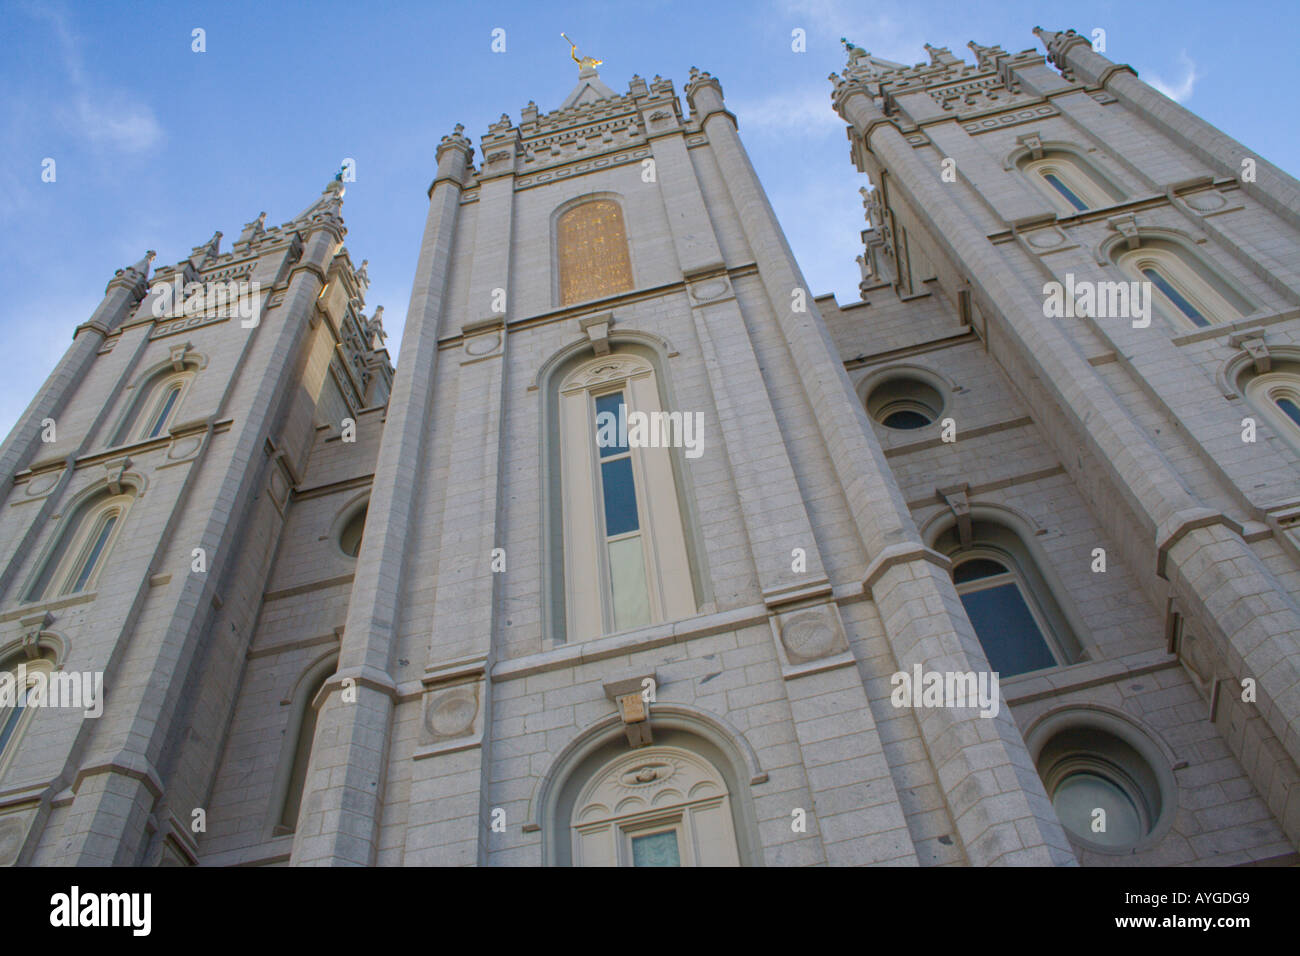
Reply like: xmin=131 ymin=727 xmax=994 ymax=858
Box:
xmin=528 ymin=703 xmax=766 ymax=866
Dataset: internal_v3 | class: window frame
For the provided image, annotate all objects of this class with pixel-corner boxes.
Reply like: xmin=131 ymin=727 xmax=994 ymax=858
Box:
xmin=0 ymin=654 xmax=56 ymax=782
xmin=26 ymin=492 xmax=134 ymax=602
xmin=557 ymin=353 xmax=696 ymax=642
xmin=114 ymin=369 xmax=195 ymax=446
xmin=1116 ymin=244 xmax=1244 ymax=332
xmin=1244 ymin=369 xmax=1300 ymax=454
xmin=1022 ymin=154 xmax=1117 ymax=214
xmin=951 ymin=547 xmax=1067 ymax=676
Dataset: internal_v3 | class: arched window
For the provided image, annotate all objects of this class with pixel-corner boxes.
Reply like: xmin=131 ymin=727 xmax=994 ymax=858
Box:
xmin=1243 ymin=364 xmax=1300 ymax=453
xmin=25 ymin=492 xmax=134 ymax=602
xmin=935 ymin=519 xmax=1081 ymax=678
xmin=556 ymin=352 xmax=696 ymax=641
xmin=1019 ymin=151 xmax=1121 ymax=215
xmin=0 ymin=650 xmax=56 ymax=781
xmin=1115 ymin=241 xmax=1246 ymax=331
xmin=114 ymin=369 xmax=194 ymax=445
xmin=274 ymin=659 xmax=336 ymax=835
xmin=556 ymin=199 xmax=634 ymax=306
xmin=569 ymin=745 xmax=740 ymax=866
xmin=338 ymin=503 xmax=368 ymax=558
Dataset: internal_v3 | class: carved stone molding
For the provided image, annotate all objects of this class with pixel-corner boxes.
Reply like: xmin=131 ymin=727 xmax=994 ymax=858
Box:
xmin=768 ymin=602 xmax=852 ymax=678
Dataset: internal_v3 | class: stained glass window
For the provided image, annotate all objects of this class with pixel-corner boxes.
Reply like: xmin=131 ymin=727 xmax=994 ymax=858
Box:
xmin=558 ymin=200 xmax=633 ymax=306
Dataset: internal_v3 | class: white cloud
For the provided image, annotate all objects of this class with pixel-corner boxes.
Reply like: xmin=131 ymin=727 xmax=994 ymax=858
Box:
xmin=29 ymin=4 xmax=164 ymax=153
xmin=731 ymin=87 xmax=843 ymax=135
xmin=1145 ymin=52 xmax=1199 ymax=103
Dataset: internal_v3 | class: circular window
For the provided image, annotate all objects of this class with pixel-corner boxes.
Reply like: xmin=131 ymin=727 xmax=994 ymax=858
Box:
xmin=339 ymin=505 xmax=368 ymax=558
xmin=865 ymin=377 xmax=944 ymax=431
xmin=1037 ymin=725 xmax=1165 ymax=852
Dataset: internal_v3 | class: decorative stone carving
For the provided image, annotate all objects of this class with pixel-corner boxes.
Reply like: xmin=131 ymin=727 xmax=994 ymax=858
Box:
xmin=573 ymin=748 xmax=724 ymax=826
xmin=688 ymin=278 xmax=729 ymax=302
xmin=24 ymin=470 xmax=60 ymax=498
xmin=779 ymin=612 xmax=839 ymax=662
xmin=1108 ymin=213 xmax=1141 ymax=250
xmin=424 ymin=683 xmax=479 ymax=741
xmin=1185 ymin=191 xmax=1228 ymax=213
xmin=566 ymin=355 xmax=650 ymax=390
xmin=103 ymin=456 xmax=131 ymax=495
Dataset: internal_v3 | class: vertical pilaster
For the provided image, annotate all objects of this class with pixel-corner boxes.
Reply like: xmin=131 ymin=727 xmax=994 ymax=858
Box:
xmin=403 ymin=131 xmax=517 ymax=866
xmin=293 ymin=132 xmax=472 ymax=866
xmin=686 ymin=70 xmax=1072 ymax=864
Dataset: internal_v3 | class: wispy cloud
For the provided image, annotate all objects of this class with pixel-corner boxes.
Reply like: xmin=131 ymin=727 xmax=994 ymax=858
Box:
xmin=28 ymin=4 xmax=164 ymax=152
xmin=775 ymin=0 xmax=925 ymax=66
xmin=1145 ymin=52 xmax=1199 ymax=103
xmin=732 ymin=87 xmax=842 ymax=135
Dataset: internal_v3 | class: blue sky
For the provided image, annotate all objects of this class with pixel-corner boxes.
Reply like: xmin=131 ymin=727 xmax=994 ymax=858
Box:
xmin=2 ymin=0 xmax=1297 ymax=440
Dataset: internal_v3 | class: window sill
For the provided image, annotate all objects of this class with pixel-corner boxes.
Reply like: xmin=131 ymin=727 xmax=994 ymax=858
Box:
xmin=1169 ymin=307 xmax=1300 ymax=346
xmin=0 ymin=590 xmax=97 ymax=624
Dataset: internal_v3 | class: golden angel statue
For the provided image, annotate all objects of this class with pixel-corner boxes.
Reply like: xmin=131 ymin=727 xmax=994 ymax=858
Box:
xmin=561 ymin=33 xmax=603 ymax=70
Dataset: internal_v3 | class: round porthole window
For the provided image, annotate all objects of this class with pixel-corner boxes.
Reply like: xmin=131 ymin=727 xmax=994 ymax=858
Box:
xmin=865 ymin=377 xmax=945 ymax=431
xmin=1037 ymin=725 xmax=1166 ymax=852
xmin=338 ymin=505 xmax=368 ymax=558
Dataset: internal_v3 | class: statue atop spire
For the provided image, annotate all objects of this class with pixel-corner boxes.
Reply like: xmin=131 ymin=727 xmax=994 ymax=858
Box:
xmin=561 ymin=33 xmax=603 ymax=72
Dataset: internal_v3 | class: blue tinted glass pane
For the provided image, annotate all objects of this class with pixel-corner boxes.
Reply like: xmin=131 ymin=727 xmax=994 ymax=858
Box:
xmin=953 ymin=558 xmax=1007 ymax=584
xmin=594 ymin=392 xmax=627 ymax=457
xmin=882 ymin=409 xmax=931 ymax=430
xmin=1276 ymin=397 xmax=1300 ymax=428
xmin=72 ymin=514 xmax=117 ymax=592
xmin=959 ymin=582 xmax=1056 ymax=676
xmin=1142 ymin=268 xmax=1209 ymax=327
xmin=0 ymin=692 xmax=26 ymax=756
xmin=601 ymin=457 xmax=639 ymax=536
xmin=147 ymin=386 xmax=181 ymax=438
xmin=1043 ymin=173 xmax=1089 ymax=211
xmin=632 ymin=831 xmax=680 ymax=867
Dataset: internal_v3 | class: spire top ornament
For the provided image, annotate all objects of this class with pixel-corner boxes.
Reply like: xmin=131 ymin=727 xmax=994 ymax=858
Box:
xmin=561 ymin=33 xmax=603 ymax=71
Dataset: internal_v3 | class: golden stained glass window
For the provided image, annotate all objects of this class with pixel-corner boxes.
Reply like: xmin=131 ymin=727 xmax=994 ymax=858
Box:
xmin=557 ymin=200 xmax=633 ymax=306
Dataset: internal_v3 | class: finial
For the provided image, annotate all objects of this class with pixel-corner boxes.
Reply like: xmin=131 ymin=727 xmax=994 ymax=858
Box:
xmin=561 ymin=33 xmax=603 ymax=71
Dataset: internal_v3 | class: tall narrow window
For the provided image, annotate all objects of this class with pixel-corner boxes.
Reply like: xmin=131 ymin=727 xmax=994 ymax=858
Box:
xmin=1116 ymin=242 xmax=1247 ymax=332
xmin=143 ymin=382 xmax=183 ymax=439
xmin=0 ymin=652 xmax=55 ymax=781
xmin=1141 ymin=267 xmax=1208 ymax=328
xmin=935 ymin=519 xmax=1082 ymax=678
xmin=25 ymin=492 xmax=133 ymax=602
xmin=278 ymin=665 xmax=334 ymax=834
xmin=115 ymin=370 xmax=194 ymax=445
xmin=556 ymin=199 xmax=633 ymax=306
xmin=1021 ymin=153 xmax=1121 ymax=215
xmin=557 ymin=353 xmax=695 ymax=641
